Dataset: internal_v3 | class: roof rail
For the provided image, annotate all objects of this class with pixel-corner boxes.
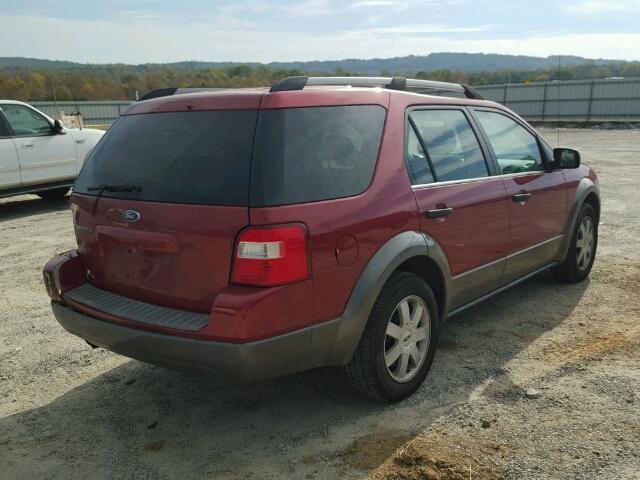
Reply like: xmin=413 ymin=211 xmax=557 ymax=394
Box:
xmin=138 ymin=87 xmax=229 ymax=102
xmin=270 ymin=76 xmax=485 ymax=100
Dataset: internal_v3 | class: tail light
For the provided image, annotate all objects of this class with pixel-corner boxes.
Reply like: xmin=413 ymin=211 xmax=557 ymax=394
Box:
xmin=43 ymin=270 xmax=62 ymax=301
xmin=43 ymin=250 xmax=83 ymax=301
xmin=232 ymin=224 xmax=309 ymax=286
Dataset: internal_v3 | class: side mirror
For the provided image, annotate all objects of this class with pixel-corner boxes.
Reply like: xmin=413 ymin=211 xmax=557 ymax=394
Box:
xmin=53 ymin=119 xmax=65 ymax=134
xmin=552 ymin=148 xmax=581 ymax=169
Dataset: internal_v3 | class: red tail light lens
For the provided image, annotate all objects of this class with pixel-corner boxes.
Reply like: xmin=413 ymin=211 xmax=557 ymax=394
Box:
xmin=43 ymin=270 xmax=62 ymax=301
xmin=232 ymin=224 xmax=309 ymax=286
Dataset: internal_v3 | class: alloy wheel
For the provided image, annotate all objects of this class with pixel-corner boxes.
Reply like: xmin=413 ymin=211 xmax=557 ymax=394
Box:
xmin=576 ymin=216 xmax=595 ymax=270
xmin=384 ymin=295 xmax=431 ymax=383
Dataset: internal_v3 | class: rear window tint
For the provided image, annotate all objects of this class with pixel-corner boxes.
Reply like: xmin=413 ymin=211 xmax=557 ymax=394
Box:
xmin=74 ymin=110 xmax=257 ymax=205
xmin=250 ymin=105 xmax=386 ymax=206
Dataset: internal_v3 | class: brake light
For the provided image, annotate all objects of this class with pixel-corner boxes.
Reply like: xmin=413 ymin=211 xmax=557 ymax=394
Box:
xmin=232 ymin=225 xmax=309 ymax=286
xmin=43 ymin=270 xmax=62 ymax=301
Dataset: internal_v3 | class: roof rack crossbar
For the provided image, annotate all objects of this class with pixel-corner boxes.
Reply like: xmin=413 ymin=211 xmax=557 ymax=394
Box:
xmin=269 ymin=76 xmax=484 ymax=100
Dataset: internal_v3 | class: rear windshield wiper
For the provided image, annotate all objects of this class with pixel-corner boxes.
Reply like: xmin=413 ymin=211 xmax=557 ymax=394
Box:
xmin=87 ymin=184 xmax=142 ymax=216
xmin=87 ymin=183 xmax=143 ymax=193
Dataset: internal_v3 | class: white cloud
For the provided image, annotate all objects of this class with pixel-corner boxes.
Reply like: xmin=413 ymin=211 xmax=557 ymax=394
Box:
xmin=216 ymin=0 xmax=338 ymax=18
xmin=350 ymin=0 xmax=460 ymax=9
xmin=356 ymin=24 xmax=493 ymax=35
xmin=0 ymin=14 xmax=638 ymax=63
xmin=283 ymin=0 xmax=337 ymax=15
xmin=564 ymin=0 xmax=640 ymax=15
xmin=351 ymin=0 xmax=410 ymax=7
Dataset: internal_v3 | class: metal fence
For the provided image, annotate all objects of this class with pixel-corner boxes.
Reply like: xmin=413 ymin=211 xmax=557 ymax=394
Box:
xmin=30 ymin=101 xmax=131 ymax=126
xmin=475 ymin=77 xmax=640 ymax=122
xmin=29 ymin=77 xmax=640 ymax=125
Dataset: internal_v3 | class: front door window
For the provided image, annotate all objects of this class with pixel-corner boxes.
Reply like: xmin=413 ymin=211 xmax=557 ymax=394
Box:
xmin=0 ymin=104 xmax=52 ymax=137
xmin=474 ymin=110 xmax=543 ymax=174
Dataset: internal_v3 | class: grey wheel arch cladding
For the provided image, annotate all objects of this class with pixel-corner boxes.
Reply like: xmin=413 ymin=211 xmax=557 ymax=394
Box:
xmin=560 ymin=178 xmax=599 ymax=261
xmin=322 ymin=230 xmax=451 ymax=365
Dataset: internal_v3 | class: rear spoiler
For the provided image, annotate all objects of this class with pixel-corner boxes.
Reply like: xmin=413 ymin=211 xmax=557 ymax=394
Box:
xmin=138 ymin=87 xmax=229 ymax=102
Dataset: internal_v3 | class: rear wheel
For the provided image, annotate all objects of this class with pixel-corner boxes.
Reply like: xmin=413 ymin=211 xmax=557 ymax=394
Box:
xmin=36 ymin=187 xmax=70 ymax=199
xmin=346 ymin=271 xmax=439 ymax=402
xmin=554 ymin=203 xmax=598 ymax=283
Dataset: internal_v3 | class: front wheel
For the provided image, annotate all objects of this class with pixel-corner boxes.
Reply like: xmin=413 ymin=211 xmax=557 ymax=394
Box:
xmin=554 ymin=203 xmax=598 ymax=283
xmin=346 ymin=272 xmax=439 ymax=402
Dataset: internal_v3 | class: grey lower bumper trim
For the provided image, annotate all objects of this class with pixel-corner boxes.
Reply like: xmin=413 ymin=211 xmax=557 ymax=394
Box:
xmin=52 ymin=302 xmax=329 ymax=382
xmin=64 ymin=284 xmax=209 ymax=332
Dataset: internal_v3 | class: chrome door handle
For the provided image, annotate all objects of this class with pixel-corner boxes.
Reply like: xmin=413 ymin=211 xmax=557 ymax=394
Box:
xmin=426 ymin=207 xmax=453 ymax=219
xmin=512 ymin=192 xmax=532 ymax=203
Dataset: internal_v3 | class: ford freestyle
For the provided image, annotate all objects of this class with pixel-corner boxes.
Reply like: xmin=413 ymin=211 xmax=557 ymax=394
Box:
xmin=43 ymin=77 xmax=599 ymax=402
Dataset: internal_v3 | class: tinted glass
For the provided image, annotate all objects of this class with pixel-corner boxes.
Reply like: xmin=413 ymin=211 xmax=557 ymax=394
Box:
xmin=250 ymin=105 xmax=386 ymax=206
xmin=1 ymin=104 xmax=51 ymax=136
xmin=405 ymin=126 xmax=434 ymax=185
xmin=0 ymin=109 xmax=9 ymax=137
xmin=475 ymin=110 xmax=543 ymax=174
xmin=410 ymin=110 xmax=488 ymax=182
xmin=74 ymin=111 xmax=257 ymax=205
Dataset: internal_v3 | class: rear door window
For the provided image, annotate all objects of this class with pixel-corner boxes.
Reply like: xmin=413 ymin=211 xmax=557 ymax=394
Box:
xmin=405 ymin=126 xmax=435 ymax=185
xmin=250 ymin=105 xmax=386 ymax=206
xmin=74 ymin=110 xmax=258 ymax=206
xmin=410 ymin=109 xmax=488 ymax=182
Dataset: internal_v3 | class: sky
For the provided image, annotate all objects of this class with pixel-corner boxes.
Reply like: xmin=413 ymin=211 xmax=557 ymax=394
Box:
xmin=0 ymin=0 xmax=639 ymax=64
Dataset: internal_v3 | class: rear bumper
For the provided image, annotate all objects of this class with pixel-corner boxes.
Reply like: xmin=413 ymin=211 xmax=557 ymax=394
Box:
xmin=45 ymin=249 xmax=358 ymax=379
xmin=52 ymin=301 xmax=330 ymax=382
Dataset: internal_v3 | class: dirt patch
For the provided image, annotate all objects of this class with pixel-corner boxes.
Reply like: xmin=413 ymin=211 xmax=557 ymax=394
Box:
xmin=592 ymin=262 xmax=640 ymax=294
xmin=481 ymin=374 xmax=527 ymax=404
xmin=301 ymin=455 xmax=319 ymax=465
xmin=438 ymin=340 xmax=467 ymax=350
xmin=542 ymin=330 xmax=640 ymax=362
xmin=143 ymin=441 xmax=166 ymax=452
xmin=342 ymin=430 xmax=506 ymax=479
xmin=342 ymin=430 xmax=414 ymax=471
xmin=371 ymin=433 xmax=505 ymax=480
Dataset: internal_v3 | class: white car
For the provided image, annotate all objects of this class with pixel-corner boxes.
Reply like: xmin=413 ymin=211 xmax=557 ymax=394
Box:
xmin=0 ymin=100 xmax=104 ymax=199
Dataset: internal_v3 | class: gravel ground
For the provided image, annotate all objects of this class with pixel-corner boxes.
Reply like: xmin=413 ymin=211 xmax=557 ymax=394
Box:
xmin=0 ymin=128 xmax=639 ymax=480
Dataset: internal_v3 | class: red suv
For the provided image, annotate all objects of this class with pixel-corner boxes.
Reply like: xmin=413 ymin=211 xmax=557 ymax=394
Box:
xmin=43 ymin=77 xmax=600 ymax=402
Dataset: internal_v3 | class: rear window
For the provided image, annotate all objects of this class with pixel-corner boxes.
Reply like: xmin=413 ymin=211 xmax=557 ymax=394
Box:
xmin=250 ymin=105 xmax=386 ymax=206
xmin=74 ymin=110 xmax=258 ymax=205
xmin=75 ymin=105 xmax=386 ymax=207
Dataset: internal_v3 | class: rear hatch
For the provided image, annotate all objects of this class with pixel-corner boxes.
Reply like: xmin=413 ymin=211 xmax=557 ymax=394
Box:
xmin=71 ymin=105 xmax=258 ymax=313
xmin=70 ymin=92 xmax=388 ymax=315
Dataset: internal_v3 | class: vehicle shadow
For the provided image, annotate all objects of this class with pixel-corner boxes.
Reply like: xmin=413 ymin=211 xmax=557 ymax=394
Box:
xmin=0 ymin=272 xmax=588 ymax=479
xmin=0 ymin=195 xmax=70 ymax=221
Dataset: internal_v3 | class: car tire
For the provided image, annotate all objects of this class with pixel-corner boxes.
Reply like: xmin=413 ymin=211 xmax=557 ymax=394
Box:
xmin=36 ymin=187 xmax=70 ymax=199
xmin=553 ymin=203 xmax=598 ymax=283
xmin=346 ymin=271 xmax=439 ymax=402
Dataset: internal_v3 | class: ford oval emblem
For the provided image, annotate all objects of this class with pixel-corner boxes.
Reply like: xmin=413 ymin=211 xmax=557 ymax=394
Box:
xmin=122 ymin=209 xmax=141 ymax=222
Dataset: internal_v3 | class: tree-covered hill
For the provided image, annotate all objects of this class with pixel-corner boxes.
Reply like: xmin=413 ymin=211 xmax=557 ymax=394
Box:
xmin=0 ymin=52 xmax=626 ymax=74
xmin=0 ymin=53 xmax=638 ymax=101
